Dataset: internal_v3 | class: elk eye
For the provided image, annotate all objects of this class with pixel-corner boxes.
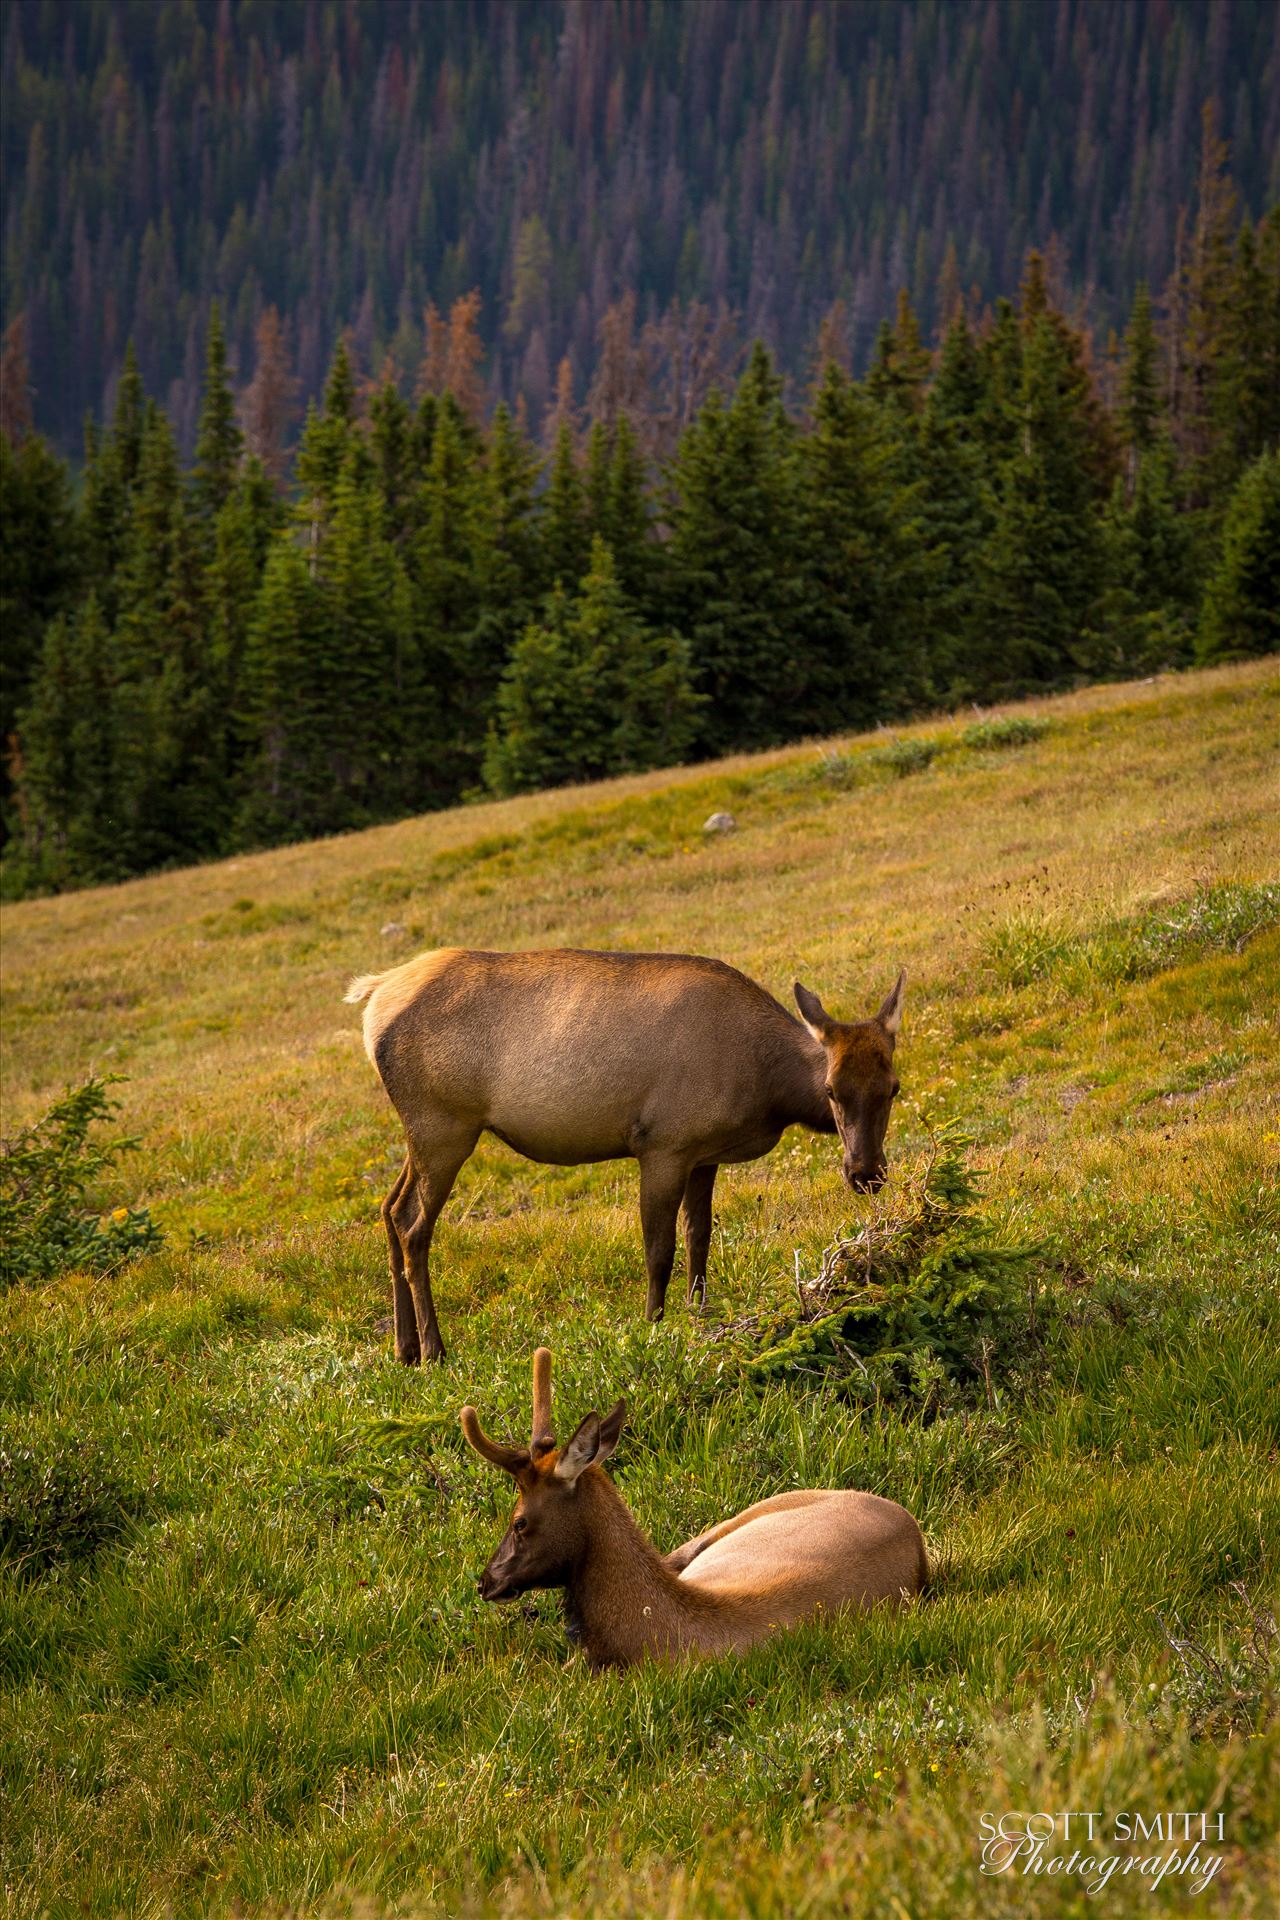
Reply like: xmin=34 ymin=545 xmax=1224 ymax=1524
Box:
xmin=823 ymin=1084 xmax=835 ymax=1100
xmin=512 ymin=1517 xmax=527 ymax=1535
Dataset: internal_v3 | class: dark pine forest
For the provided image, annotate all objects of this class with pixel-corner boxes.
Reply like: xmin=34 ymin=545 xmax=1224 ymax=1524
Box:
xmin=1 ymin=0 xmax=1277 ymax=895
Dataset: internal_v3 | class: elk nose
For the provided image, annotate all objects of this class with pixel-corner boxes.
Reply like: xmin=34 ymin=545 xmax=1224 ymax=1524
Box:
xmin=847 ymin=1165 xmax=886 ymax=1194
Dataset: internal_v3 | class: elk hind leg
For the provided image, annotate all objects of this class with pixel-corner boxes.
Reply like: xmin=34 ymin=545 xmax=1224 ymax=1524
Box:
xmin=393 ymin=1120 xmax=479 ymax=1364
xmin=382 ymin=1153 xmax=420 ymax=1365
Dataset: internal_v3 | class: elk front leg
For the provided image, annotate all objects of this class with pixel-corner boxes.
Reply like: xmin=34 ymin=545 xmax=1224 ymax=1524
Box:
xmin=381 ymin=1153 xmax=419 ymax=1364
xmin=639 ymin=1155 xmax=688 ymax=1322
xmin=392 ymin=1122 xmax=479 ymax=1364
xmin=682 ymin=1163 xmax=717 ymax=1309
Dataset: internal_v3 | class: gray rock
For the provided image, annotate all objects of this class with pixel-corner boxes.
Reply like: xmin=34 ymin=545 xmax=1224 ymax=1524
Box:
xmin=703 ymin=811 xmax=736 ymax=834
xmin=380 ymin=920 xmax=407 ymax=938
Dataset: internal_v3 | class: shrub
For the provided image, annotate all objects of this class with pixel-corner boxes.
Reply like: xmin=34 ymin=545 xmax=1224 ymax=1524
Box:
xmin=740 ymin=1128 xmax=1039 ymax=1407
xmin=867 ymin=736 xmax=940 ymax=778
xmin=0 ymin=1076 xmax=161 ymax=1286
xmin=959 ymin=714 xmax=1049 ymax=750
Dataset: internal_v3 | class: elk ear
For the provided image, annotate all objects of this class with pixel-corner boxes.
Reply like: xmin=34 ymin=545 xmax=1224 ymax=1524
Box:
xmin=876 ymin=968 xmax=907 ymax=1037
xmin=554 ymin=1411 xmax=603 ymax=1485
xmin=594 ymin=1398 xmax=627 ymax=1464
xmin=794 ymin=981 xmax=834 ymax=1039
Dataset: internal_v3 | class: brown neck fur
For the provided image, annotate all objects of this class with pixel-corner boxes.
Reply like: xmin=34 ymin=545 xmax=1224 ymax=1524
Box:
xmin=770 ymin=1013 xmax=837 ymax=1135
xmin=565 ymin=1471 xmax=771 ymax=1668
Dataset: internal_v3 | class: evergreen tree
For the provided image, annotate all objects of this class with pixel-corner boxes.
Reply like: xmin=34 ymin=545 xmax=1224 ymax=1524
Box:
xmin=867 ymin=291 xmax=931 ymax=416
xmin=295 ymin=337 xmax=361 ymax=543
xmin=668 ymin=343 xmax=807 ymax=752
xmin=982 ymin=312 xmax=1105 ymax=688
xmin=15 ymin=594 xmax=118 ymax=887
xmin=798 ymin=361 xmax=933 ymax=724
xmin=1118 ymin=283 xmax=1161 ymax=475
xmin=1098 ymin=436 xmax=1195 ymax=672
xmin=584 ymin=415 xmax=655 ymax=616
xmin=237 ymin=535 xmax=331 ymax=843
xmin=917 ymin=319 xmax=999 ymax=697
xmin=485 ymin=539 xmax=698 ymax=796
xmin=0 ymin=428 xmax=80 ymax=775
xmin=1218 ymin=216 xmax=1280 ymax=476
xmin=112 ymin=404 xmax=223 ymax=868
xmin=326 ymin=457 xmax=415 ymax=818
xmin=1180 ymin=102 xmax=1240 ymax=504
xmin=468 ymin=402 xmax=544 ymax=695
xmin=412 ymin=395 xmax=489 ymax=801
xmin=79 ymin=416 xmax=130 ymax=625
xmin=369 ymin=381 xmax=416 ymax=547
xmin=1195 ymin=449 xmax=1280 ymax=661
xmin=192 ymin=301 xmax=243 ymax=527
xmin=206 ymin=457 xmax=281 ymax=778
xmin=541 ymin=419 xmax=590 ymax=589
xmin=112 ymin=343 xmax=146 ymax=492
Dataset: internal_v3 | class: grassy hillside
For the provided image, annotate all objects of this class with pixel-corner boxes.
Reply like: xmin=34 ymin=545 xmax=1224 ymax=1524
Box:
xmin=2 ymin=660 xmax=1278 ymax=1917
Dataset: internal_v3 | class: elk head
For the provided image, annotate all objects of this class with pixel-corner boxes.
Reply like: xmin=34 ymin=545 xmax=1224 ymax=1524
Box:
xmin=461 ymin=1346 xmax=626 ymax=1602
xmin=793 ymin=970 xmax=906 ymax=1192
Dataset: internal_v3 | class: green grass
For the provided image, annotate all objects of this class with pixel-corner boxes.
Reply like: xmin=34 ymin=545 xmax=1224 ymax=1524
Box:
xmin=2 ymin=661 xmax=1279 ymax=1917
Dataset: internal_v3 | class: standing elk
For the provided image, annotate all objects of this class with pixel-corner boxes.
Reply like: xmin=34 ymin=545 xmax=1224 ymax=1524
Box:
xmin=346 ymin=947 xmax=906 ymax=1363
xmin=462 ymin=1347 xmax=928 ymax=1668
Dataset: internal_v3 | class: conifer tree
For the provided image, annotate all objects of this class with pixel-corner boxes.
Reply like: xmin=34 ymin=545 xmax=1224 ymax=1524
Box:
xmin=295 ymin=336 xmax=361 ymax=542
xmin=327 ymin=456 xmax=415 ymax=818
xmin=237 ymin=534 xmax=330 ymax=843
xmin=917 ymin=318 xmax=998 ymax=697
xmin=668 ymin=342 xmax=807 ymax=752
xmin=112 ymin=403 xmax=223 ymax=867
xmin=0 ymin=427 xmax=80 ymax=772
xmin=412 ymin=394 xmax=489 ymax=800
xmin=468 ymin=402 xmax=543 ymax=691
xmin=16 ymin=594 xmax=118 ymax=886
xmin=982 ymin=311 xmax=1105 ymax=687
xmin=193 ymin=301 xmax=243 ymax=526
xmin=207 ymin=456 xmax=281 ymax=775
xmin=1218 ymin=216 xmax=1280 ymax=476
xmin=369 ymin=381 xmax=415 ymax=547
xmin=1195 ymin=449 xmax=1280 ymax=661
xmin=112 ymin=342 xmax=146 ymax=492
xmin=1098 ymin=437 xmax=1194 ymax=672
xmin=485 ymin=539 xmax=698 ymax=795
xmin=1118 ymin=283 xmax=1161 ymax=476
xmin=80 ymin=413 xmax=131 ymax=625
xmin=541 ymin=418 xmax=590 ymax=589
xmin=797 ymin=360 xmax=932 ymax=722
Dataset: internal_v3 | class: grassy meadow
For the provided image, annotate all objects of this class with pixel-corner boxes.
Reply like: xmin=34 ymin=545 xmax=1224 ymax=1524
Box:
xmin=2 ymin=659 xmax=1278 ymax=1917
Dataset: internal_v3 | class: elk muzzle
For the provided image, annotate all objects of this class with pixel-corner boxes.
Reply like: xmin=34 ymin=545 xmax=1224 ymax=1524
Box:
xmin=478 ymin=1538 xmax=523 ymax=1602
xmin=844 ymin=1154 xmax=887 ymax=1193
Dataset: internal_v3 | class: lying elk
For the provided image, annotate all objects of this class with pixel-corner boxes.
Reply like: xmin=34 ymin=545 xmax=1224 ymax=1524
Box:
xmin=462 ymin=1347 xmax=928 ymax=1668
xmin=346 ymin=946 xmax=906 ymax=1363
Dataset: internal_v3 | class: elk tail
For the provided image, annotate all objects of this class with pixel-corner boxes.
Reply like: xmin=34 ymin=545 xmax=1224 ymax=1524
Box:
xmin=344 ymin=971 xmax=386 ymax=1005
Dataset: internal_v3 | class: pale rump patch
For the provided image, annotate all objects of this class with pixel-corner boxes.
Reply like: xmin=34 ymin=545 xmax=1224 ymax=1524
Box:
xmin=344 ymin=947 xmax=465 ymax=1066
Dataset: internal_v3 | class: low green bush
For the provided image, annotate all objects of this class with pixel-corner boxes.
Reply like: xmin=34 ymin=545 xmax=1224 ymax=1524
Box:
xmin=866 ymin=736 xmax=940 ymax=778
xmin=959 ymin=713 xmax=1050 ymax=750
xmin=0 ymin=1076 xmax=161 ymax=1286
xmin=739 ymin=1129 xmax=1039 ymax=1407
